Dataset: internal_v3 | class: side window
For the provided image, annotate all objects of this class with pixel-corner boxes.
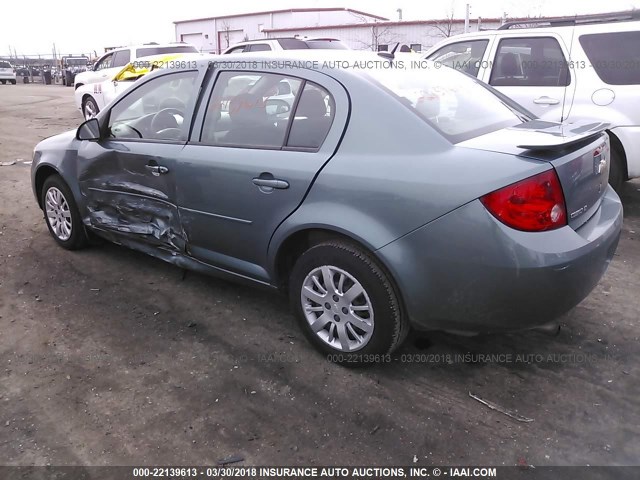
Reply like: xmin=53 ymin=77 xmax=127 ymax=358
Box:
xmin=579 ymin=32 xmax=640 ymax=85
xmin=246 ymin=44 xmax=271 ymax=52
xmin=225 ymin=46 xmax=247 ymax=54
xmin=427 ymin=40 xmax=489 ymax=77
xmin=95 ymin=53 xmax=114 ymax=71
xmin=490 ymin=37 xmax=570 ymax=87
xmin=108 ymin=71 xmax=198 ymax=141
xmin=112 ymin=50 xmax=131 ymax=68
xmin=201 ymin=71 xmax=302 ymax=148
xmin=287 ymin=83 xmax=334 ymax=150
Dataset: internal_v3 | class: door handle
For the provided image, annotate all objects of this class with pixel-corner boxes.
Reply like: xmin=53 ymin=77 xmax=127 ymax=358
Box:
xmin=252 ymin=178 xmax=289 ymax=189
xmin=533 ymin=96 xmax=560 ymax=105
xmin=145 ymin=164 xmax=169 ymax=176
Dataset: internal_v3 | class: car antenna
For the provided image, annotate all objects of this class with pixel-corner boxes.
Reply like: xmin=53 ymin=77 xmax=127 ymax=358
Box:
xmin=377 ymin=42 xmax=401 ymax=62
xmin=560 ymin=19 xmax=577 ymax=123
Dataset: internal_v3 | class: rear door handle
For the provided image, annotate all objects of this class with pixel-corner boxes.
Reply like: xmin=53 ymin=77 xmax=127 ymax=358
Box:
xmin=252 ymin=178 xmax=289 ymax=189
xmin=145 ymin=165 xmax=169 ymax=176
xmin=533 ymin=96 xmax=560 ymax=105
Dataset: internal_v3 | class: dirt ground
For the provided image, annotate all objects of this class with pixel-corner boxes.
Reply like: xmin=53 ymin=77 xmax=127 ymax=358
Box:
xmin=0 ymin=83 xmax=638 ymax=468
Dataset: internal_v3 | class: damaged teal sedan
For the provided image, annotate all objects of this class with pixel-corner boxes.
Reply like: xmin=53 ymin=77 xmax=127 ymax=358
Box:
xmin=31 ymin=51 xmax=622 ymax=363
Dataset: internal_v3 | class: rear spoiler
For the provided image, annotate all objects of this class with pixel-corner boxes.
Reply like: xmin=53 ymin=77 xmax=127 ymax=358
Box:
xmin=512 ymin=120 xmax=610 ymax=151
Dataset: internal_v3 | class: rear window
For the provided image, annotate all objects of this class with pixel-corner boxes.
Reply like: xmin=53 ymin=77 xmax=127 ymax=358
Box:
xmin=367 ymin=62 xmax=529 ymax=143
xmin=579 ymin=32 xmax=640 ymax=85
xmin=136 ymin=45 xmax=198 ymax=57
xmin=277 ymin=39 xmax=310 ymax=50
xmin=307 ymin=40 xmax=349 ymax=50
xmin=0 ymin=61 xmax=11 ymax=68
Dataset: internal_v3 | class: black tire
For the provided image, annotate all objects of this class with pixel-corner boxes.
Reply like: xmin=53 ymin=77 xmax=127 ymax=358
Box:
xmin=289 ymin=240 xmax=408 ymax=365
xmin=41 ymin=175 xmax=88 ymax=250
xmin=0 ymin=80 xmax=5 ymax=85
xmin=82 ymin=96 xmax=99 ymax=120
xmin=609 ymin=146 xmax=626 ymax=194
xmin=10 ymin=79 xmax=16 ymax=85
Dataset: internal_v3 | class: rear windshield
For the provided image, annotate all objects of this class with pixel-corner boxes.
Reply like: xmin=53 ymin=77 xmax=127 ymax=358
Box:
xmin=307 ymin=40 xmax=349 ymax=50
xmin=65 ymin=58 xmax=88 ymax=65
xmin=366 ymin=62 xmax=529 ymax=143
xmin=136 ymin=46 xmax=198 ymax=57
xmin=0 ymin=61 xmax=11 ymax=68
xmin=579 ymin=32 xmax=640 ymax=85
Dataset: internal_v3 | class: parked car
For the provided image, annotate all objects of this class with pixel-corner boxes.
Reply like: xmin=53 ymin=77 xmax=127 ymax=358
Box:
xmin=424 ymin=11 xmax=640 ymax=192
xmin=31 ymin=51 xmax=622 ymax=363
xmin=74 ymin=53 xmax=197 ymax=120
xmin=0 ymin=61 xmax=16 ymax=84
xmin=222 ymin=37 xmax=349 ymax=54
xmin=73 ymin=42 xmax=199 ymax=90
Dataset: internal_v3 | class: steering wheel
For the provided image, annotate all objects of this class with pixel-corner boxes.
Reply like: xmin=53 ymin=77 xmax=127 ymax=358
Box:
xmin=150 ymin=108 xmax=184 ymax=134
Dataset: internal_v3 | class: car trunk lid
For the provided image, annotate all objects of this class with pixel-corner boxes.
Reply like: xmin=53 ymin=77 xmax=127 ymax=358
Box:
xmin=458 ymin=120 xmax=611 ymax=230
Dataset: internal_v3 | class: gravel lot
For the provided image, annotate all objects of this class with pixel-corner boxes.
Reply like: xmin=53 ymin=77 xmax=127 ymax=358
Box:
xmin=0 ymin=83 xmax=638 ymax=467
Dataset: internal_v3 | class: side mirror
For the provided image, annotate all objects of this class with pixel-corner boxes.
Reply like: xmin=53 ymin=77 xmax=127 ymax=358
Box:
xmin=77 ymin=118 xmax=101 ymax=141
xmin=265 ymin=99 xmax=290 ymax=115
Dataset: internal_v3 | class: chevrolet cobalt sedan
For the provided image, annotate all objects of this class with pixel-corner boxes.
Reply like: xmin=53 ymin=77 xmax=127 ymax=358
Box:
xmin=31 ymin=52 xmax=622 ymax=362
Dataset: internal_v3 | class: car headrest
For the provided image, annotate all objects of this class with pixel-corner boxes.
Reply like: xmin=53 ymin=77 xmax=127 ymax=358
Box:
xmin=228 ymin=93 xmax=266 ymax=125
xmin=500 ymin=53 xmax=519 ymax=77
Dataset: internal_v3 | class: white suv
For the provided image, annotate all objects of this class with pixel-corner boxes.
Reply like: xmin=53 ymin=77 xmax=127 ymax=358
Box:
xmin=73 ymin=43 xmax=198 ymax=90
xmin=424 ymin=11 xmax=640 ymax=191
xmin=0 ymin=61 xmax=16 ymax=84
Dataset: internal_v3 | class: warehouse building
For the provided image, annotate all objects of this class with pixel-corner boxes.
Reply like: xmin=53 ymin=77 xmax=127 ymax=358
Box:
xmin=174 ymin=7 xmax=502 ymax=54
xmin=174 ymin=8 xmax=388 ymax=53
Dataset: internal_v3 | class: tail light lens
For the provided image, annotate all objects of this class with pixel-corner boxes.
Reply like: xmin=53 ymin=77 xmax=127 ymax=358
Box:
xmin=480 ymin=169 xmax=567 ymax=232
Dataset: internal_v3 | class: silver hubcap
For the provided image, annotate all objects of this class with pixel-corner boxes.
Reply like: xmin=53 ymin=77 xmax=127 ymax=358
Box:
xmin=45 ymin=187 xmax=72 ymax=241
xmin=84 ymin=101 xmax=97 ymax=120
xmin=301 ymin=265 xmax=374 ymax=352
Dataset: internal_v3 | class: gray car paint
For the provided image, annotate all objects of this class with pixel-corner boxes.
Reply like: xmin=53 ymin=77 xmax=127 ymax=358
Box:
xmin=31 ymin=51 xmax=623 ymax=333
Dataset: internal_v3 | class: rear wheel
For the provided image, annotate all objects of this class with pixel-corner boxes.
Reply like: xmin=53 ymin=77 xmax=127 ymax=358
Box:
xmin=289 ymin=240 xmax=408 ymax=364
xmin=10 ymin=79 xmax=16 ymax=85
xmin=609 ymin=146 xmax=626 ymax=194
xmin=41 ymin=175 xmax=88 ymax=250
xmin=0 ymin=80 xmax=5 ymax=85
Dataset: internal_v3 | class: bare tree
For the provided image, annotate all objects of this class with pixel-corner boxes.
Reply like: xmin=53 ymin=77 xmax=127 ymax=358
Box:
xmin=431 ymin=2 xmax=458 ymax=38
xmin=221 ymin=21 xmax=232 ymax=49
xmin=356 ymin=23 xmax=398 ymax=51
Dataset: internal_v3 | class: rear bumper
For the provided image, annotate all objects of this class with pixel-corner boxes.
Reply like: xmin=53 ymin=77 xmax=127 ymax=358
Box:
xmin=377 ymin=186 xmax=623 ymax=333
xmin=0 ymin=73 xmax=16 ymax=80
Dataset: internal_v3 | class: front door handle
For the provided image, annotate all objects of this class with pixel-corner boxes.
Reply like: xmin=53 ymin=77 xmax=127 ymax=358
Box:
xmin=533 ymin=96 xmax=560 ymax=105
xmin=252 ymin=178 xmax=289 ymax=189
xmin=145 ymin=164 xmax=169 ymax=176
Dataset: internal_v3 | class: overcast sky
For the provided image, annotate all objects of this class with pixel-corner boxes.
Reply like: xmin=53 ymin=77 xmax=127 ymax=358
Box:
xmin=3 ymin=0 xmax=639 ymax=56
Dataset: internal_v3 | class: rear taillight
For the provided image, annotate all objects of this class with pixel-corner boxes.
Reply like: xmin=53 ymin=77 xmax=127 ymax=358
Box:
xmin=480 ymin=169 xmax=567 ymax=232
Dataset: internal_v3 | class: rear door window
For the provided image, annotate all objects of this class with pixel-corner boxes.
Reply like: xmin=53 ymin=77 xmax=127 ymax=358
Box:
xmin=490 ymin=37 xmax=570 ymax=87
xmin=246 ymin=44 xmax=272 ymax=52
xmin=427 ymin=39 xmax=489 ymax=77
xmin=579 ymin=32 xmax=640 ymax=85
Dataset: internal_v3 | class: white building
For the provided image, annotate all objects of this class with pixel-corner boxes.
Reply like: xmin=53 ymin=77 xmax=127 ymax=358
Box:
xmin=262 ymin=18 xmax=502 ymax=52
xmin=174 ymin=7 xmax=388 ymax=53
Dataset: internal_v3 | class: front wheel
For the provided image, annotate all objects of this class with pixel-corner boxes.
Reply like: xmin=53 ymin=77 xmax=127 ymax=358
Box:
xmin=41 ymin=175 xmax=88 ymax=250
xmin=82 ymin=96 xmax=99 ymax=120
xmin=289 ymin=240 xmax=408 ymax=364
